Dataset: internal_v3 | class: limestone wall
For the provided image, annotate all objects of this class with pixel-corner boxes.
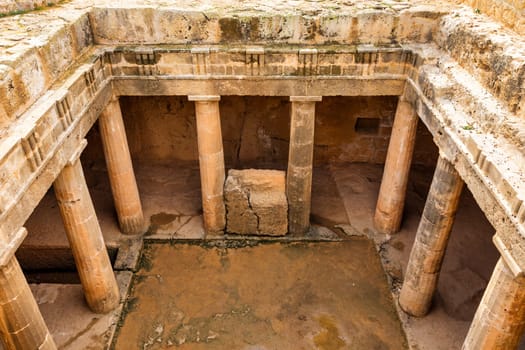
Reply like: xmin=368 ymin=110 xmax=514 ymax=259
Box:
xmin=456 ymin=0 xmax=525 ymax=35
xmin=0 ymin=8 xmax=93 ymax=128
xmin=0 ymin=0 xmax=62 ymax=16
xmin=83 ymin=96 xmax=438 ymax=168
xmin=436 ymin=7 xmax=525 ymax=120
xmin=88 ymin=5 xmax=446 ymax=46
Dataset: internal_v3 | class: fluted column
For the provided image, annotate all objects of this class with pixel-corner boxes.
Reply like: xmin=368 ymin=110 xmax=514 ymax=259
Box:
xmin=287 ymin=96 xmax=322 ymax=235
xmin=399 ymin=155 xmax=464 ymax=316
xmin=463 ymin=258 xmax=525 ymax=349
xmin=189 ymin=95 xmax=226 ymax=236
xmin=374 ymin=95 xmax=418 ymax=234
xmin=0 ymin=256 xmax=56 ymax=349
xmin=99 ymin=96 xmax=144 ymax=235
xmin=54 ymin=142 xmax=120 ymax=313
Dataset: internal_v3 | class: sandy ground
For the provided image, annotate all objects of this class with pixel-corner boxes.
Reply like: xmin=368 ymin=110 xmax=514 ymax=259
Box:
xmin=18 ymin=161 xmax=507 ymax=349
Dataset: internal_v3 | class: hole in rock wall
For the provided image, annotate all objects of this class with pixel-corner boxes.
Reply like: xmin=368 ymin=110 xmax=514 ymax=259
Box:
xmin=355 ymin=117 xmax=380 ymax=135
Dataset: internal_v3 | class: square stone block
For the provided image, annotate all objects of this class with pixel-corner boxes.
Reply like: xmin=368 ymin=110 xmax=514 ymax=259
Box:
xmin=224 ymin=169 xmax=288 ymax=236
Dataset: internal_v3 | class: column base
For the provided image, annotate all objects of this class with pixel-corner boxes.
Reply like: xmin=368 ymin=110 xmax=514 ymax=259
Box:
xmin=373 ymin=210 xmax=400 ymax=236
xmin=399 ymin=283 xmax=430 ymax=317
xmin=119 ymin=214 xmax=146 ymax=235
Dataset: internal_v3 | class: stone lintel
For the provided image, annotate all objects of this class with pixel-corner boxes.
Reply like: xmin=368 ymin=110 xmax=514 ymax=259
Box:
xmin=188 ymin=95 xmax=221 ymax=102
xmin=190 ymin=47 xmax=211 ymax=54
xmin=135 ymin=47 xmax=154 ymax=55
xmin=246 ymin=47 xmax=265 ymax=55
xmin=66 ymin=139 xmax=88 ymax=166
xmin=299 ymin=48 xmax=318 ymax=55
xmin=290 ymin=96 xmax=322 ymax=102
xmin=0 ymin=227 xmax=27 ymax=267
xmin=109 ymin=93 xmax=119 ymax=103
xmin=114 ymin=79 xmax=405 ymax=98
xmin=493 ymin=234 xmax=525 ymax=278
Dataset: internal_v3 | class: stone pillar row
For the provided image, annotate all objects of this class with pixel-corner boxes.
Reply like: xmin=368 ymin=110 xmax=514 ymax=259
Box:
xmin=396 ymin=154 xmax=525 ymax=349
xmin=6 ymin=90 xmax=524 ymax=350
xmin=0 ymin=96 xmax=143 ymax=349
xmin=190 ymin=95 xmax=322 ymax=236
xmin=0 ymin=151 xmax=122 ymax=350
xmin=379 ymin=94 xmax=525 ymax=348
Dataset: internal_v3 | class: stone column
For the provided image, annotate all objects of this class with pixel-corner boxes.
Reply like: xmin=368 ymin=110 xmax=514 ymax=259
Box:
xmin=99 ymin=96 xmax=144 ymax=235
xmin=0 ymin=257 xmax=57 ymax=350
xmin=54 ymin=145 xmax=120 ymax=314
xmin=189 ymin=95 xmax=226 ymax=236
xmin=463 ymin=258 xmax=525 ymax=349
xmin=374 ymin=96 xmax=418 ymax=234
xmin=399 ymin=155 xmax=463 ymax=316
xmin=287 ymin=96 xmax=322 ymax=235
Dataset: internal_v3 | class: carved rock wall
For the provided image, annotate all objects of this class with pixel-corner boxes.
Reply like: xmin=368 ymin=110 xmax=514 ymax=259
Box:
xmin=82 ymin=95 xmax=438 ymax=168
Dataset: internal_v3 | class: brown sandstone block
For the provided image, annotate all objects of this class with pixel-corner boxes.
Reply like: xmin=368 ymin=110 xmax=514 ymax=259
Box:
xmin=224 ymin=169 xmax=287 ymax=236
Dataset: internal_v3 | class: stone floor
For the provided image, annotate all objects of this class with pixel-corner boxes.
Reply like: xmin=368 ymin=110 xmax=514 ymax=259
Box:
xmin=113 ymin=241 xmax=406 ymax=349
xmin=15 ymin=161 xmax=503 ymax=349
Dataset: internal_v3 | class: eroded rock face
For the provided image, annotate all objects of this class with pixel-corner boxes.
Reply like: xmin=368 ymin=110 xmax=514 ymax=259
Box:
xmin=224 ymin=169 xmax=287 ymax=236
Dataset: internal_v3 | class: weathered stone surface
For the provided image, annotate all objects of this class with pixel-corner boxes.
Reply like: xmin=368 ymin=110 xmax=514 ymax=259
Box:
xmin=454 ymin=0 xmax=525 ymax=35
xmin=191 ymin=96 xmax=226 ymax=236
xmin=0 ymin=1 xmax=61 ymax=15
xmin=464 ymin=258 xmax=525 ymax=349
xmin=224 ymin=169 xmax=287 ymax=236
xmin=0 ymin=3 xmax=524 ymax=349
xmin=0 ymin=257 xmax=56 ymax=349
xmin=399 ymin=156 xmax=464 ymax=317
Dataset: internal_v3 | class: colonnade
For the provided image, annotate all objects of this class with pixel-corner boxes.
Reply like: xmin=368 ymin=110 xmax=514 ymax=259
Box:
xmin=182 ymin=93 xmax=525 ymax=348
xmin=189 ymin=95 xmax=322 ymax=237
xmin=0 ymin=95 xmax=144 ymax=349
xmin=375 ymin=93 xmax=525 ymax=349
xmin=0 ymin=93 xmax=324 ymax=348
xmin=0 ymin=91 xmax=523 ymax=349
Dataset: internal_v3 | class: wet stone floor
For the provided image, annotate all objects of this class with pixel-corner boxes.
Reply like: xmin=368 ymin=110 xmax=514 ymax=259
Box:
xmin=112 ymin=240 xmax=407 ymax=349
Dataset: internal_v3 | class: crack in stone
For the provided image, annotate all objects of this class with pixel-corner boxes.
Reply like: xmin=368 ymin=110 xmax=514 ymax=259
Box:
xmin=246 ymin=189 xmax=260 ymax=234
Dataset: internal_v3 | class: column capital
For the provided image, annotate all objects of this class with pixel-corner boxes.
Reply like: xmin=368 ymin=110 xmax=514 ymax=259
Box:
xmin=493 ymin=233 xmax=525 ymax=277
xmin=290 ymin=96 xmax=322 ymax=102
xmin=188 ymin=95 xmax=221 ymax=102
xmin=66 ymin=139 xmax=87 ymax=166
xmin=0 ymin=227 xmax=27 ymax=267
xmin=109 ymin=94 xmax=120 ymax=103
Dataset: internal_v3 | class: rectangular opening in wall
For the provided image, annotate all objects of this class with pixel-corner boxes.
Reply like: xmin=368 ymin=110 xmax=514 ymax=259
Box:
xmin=355 ymin=117 xmax=380 ymax=135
